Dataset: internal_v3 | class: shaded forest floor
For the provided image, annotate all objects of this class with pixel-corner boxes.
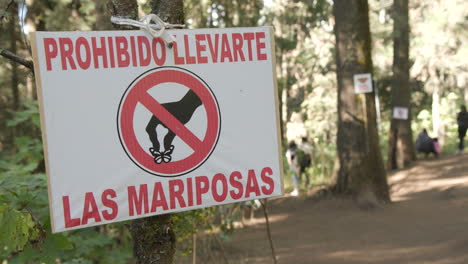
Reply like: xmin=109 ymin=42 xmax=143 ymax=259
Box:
xmin=183 ymin=153 xmax=468 ymax=264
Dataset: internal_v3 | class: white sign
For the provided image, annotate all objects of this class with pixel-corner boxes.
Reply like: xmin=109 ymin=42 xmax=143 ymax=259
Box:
xmin=31 ymin=27 xmax=284 ymax=233
xmin=393 ymin=106 xmax=409 ymax=120
xmin=353 ymin=73 xmax=373 ymax=94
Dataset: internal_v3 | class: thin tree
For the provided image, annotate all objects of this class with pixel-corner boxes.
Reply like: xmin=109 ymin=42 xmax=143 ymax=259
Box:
xmin=387 ymin=0 xmax=415 ymax=169
xmin=332 ymin=0 xmax=390 ymax=203
xmin=108 ymin=0 xmax=180 ymax=263
xmin=8 ymin=2 xmax=20 ymax=110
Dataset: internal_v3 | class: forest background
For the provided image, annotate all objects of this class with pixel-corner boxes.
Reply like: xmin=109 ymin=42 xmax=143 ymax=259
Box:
xmin=0 ymin=0 xmax=467 ymax=262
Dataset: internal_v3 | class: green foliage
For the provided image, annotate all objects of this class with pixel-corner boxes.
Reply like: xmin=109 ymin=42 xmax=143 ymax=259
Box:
xmin=0 ymin=204 xmax=39 ymax=258
xmin=308 ymin=142 xmax=335 ymax=186
xmin=10 ymin=233 xmax=74 ymax=264
xmin=0 ymin=101 xmax=239 ymax=262
xmin=172 ymin=205 xmax=241 ymax=256
xmin=185 ymin=0 xmax=264 ymax=28
xmin=34 ymin=0 xmax=96 ymax=31
xmin=276 ymin=36 xmax=298 ymax=51
xmin=0 ymin=103 xmax=48 ymax=261
xmin=173 ymin=208 xmax=216 ymax=242
xmin=1 ymin=0 xmax=466 ymax=262
xmin=412 ymin=92 xmax=462 ymax=148
xmin=5 ymin=99 xmax=41 ymax=128
xmin=0 ymin=101 xmax=134 ymax=263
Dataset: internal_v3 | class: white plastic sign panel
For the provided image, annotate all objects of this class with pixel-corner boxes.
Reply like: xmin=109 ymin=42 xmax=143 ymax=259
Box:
xmin=31 ymin=27 xmax=284 ymax=233
xmin=393 ymin=106 xmax=409 ymax=120
xmin=353 ymin=73 xmax=373 ymax=94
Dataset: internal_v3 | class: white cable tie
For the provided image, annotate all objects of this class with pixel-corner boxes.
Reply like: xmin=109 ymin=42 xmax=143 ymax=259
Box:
xmin=110 ymin=14 xmax=184 ymax=45
xmin=140 ymin=14 xmax=175 ymax=44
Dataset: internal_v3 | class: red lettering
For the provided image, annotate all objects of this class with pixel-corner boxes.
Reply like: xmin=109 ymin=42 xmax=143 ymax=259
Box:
xmin=169 ymin=179 xmax=186 ymax=209
xmin=184 ymin=35 xmax=196 ymax=64
xmin=101 ymin=189 xmax=118 ymax=221
xmin=245 ymin=169 xmax=261 ymax=198
xmin=44 ymin=38 xmax=57 ymax=71
xmin=195 ymin=176 xmax=210 ymax=205
xmin=151 ymin=182 xmax=168 ymax=212
xmin=59 ymin=38 xmax=76 ymax=70
xmin=207 ymin=34 xmax=219 ymax=63
xmin=255 ymin=32 xmax=267 ymax=60
xmin=115 ymin=36 xmax=130 ymax=67
xmin=232 ymin=33 xmax=245 ymax=62
xmin=76 ymin=37 xmax=91 ymax=69
xmin=187 ymin=178 xmax=194 ymax=207
xmin=220 ymin=33 xmax=233 ymax=62
xmin=138 ymin=36 xmax=151 ymax=66
xmin=261 ymin=167 xmax=275 ymax=195
xmin=130 ymin=36 xmax=137 ymax=66
xmin=128 ymin=184 xmax=149 ymax=216
xmin=172 ymin=40 xmax=185 ymax=65
xmin=152 ymin=38 xmax=166 ymax=66
xmin=243 ymin=33 xmax=255 ymax=61
xmin=107 ymin=37 xmax=116 ymax=68
xmin=82 ymin=192 xmax=102 ymax=225
xmin=91 ymin=37 xmax=108 ymax=68
xmin=212 ymin=173 xmax=228 ymax=202
xmin=229 ymin=171 xmax=243 ymax=199
xmin=62 ymin=195 xmax=80 ymax=228
xmin=195 ymin=34 xmax=208 ymax=64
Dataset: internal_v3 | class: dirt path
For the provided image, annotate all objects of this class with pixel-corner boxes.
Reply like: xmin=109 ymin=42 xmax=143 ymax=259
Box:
xmin=216 ymin=154 xmax=468 ymax=264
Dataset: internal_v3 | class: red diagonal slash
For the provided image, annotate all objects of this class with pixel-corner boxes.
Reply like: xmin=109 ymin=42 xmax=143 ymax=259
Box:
xmin=138 ymin=92 xmax=203 ymax=151
xmin=118 ymin=68 xmax=220 ymax=176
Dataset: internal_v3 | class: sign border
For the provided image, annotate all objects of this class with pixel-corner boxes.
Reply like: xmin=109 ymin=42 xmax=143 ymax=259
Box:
xmin=353 ymin=73 xmax=373 ymax=94
xmin=30 ymin=32 xmax=57 ymax=232
xmin=116 ymin=66 xmax=222 ymax=177
xmin=268 ymin=27 xmax=285 ymax=194
xmin=393 ymin=106 xmax=409 ymax=120
xmin=30 ymin=27 xmax=284 ymax=233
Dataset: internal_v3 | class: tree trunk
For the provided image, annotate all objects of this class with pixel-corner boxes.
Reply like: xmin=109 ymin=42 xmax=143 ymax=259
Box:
xmin=25 ymin=6 xmax=38 ymax=99
xmin=332 ymin=0 xmax=390 ymax=203
xmin=108 ymin=0 xmax=138 ymax=30
xmin=432 ymin=80 xmax=441 ymax=138
xmin=280 ymin=51 xmax=288 ymax=143
xmin=9 ymin=3 xmax=20 ymax=110
xmin=387 ymin=0 xmax=415 ymax=169
xmin=149 ymin=0 xmax=184 ymax=25
xmin=107 ymin=0 xmax=180 ymax=263
xmin=129 ymin=215 xmax=176 ymax=264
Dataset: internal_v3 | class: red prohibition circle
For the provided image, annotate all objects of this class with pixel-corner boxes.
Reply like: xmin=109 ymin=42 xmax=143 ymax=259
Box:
xmin=117 ymin=67 xmax=220 ymax=176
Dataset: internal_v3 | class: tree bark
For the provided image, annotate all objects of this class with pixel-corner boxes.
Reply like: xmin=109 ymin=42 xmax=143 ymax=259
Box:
xmin=387 ymin=0 xmax=416 ymax=169
xmin=149 ymin=0 xmax=184 ymax=25
xmin=332 ymin=0 xmax=390 ymax=203
xmin=108 ymin=0 xmax=138 ymax=30
xmin=9 ymin=3 xmax=20 ymax=110
xmin=129 ymin=215 xmax=176 ymax=264
xmin=432 ymin=79 xmax=441 ymax=138
xmin=107 ymin=0 xmax=182 ymax=263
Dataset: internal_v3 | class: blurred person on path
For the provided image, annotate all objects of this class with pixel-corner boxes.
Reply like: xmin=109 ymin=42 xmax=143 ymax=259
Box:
xmin=456 ymin=105 xmax=468 ymax=154
xmin=416 ymin=129 xmax=438 ymax=158
xmin=286 ymin=141 xmax=300 ymax=196
xmin=298 ymin=137 xmax=313 ymax=188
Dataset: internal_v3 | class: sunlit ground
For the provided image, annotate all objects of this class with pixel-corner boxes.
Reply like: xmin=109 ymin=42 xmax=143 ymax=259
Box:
xmin=187 ymin=154 xmax=468 ymax=264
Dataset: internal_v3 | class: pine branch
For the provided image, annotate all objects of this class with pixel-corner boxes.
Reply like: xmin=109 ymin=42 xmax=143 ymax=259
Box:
xmin=0 ymin=49 xmax=34 ymax=73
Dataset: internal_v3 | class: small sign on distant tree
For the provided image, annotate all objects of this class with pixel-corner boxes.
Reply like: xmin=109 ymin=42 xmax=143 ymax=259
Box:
xmin=393 ymin=107 xmax=409 ymax=120
xmin=31 ymin=27 xmax=284 ymax=233
xmin=353 ymin=73 xmax=373 ymax=94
